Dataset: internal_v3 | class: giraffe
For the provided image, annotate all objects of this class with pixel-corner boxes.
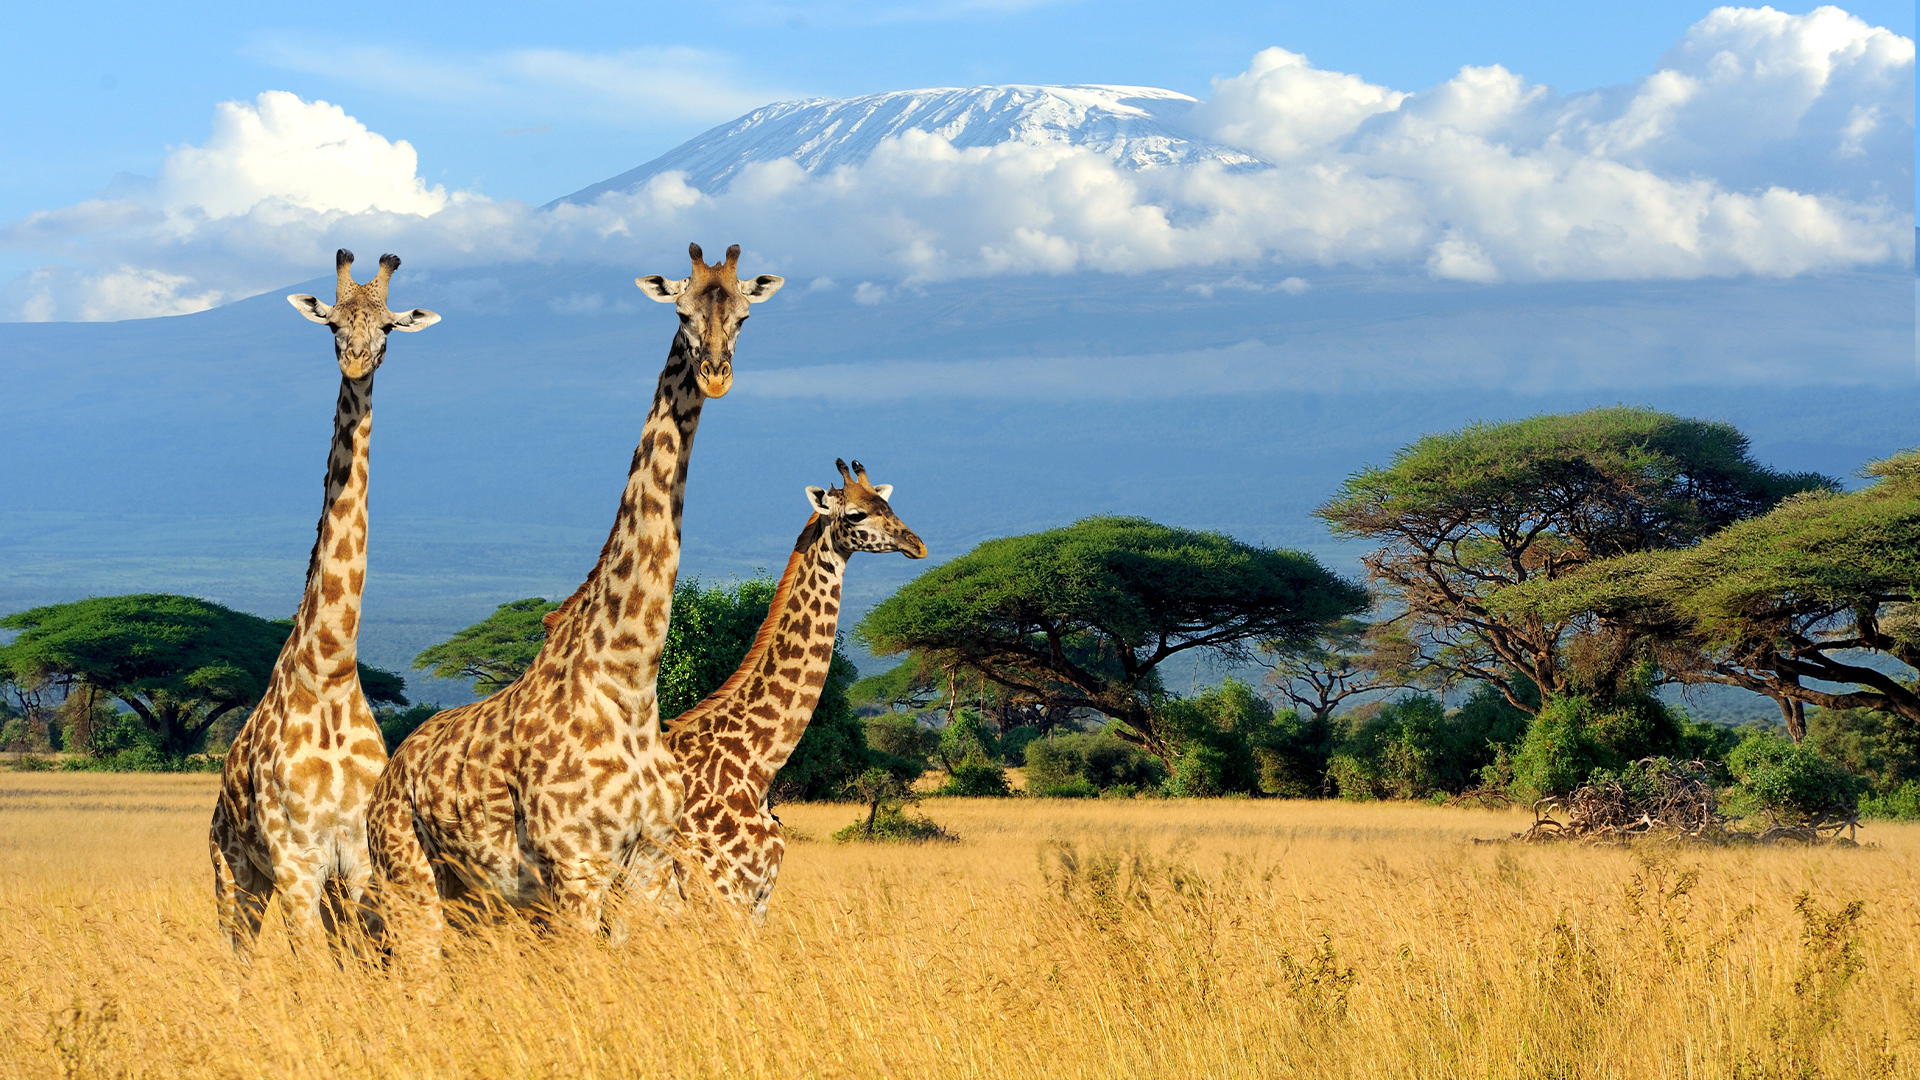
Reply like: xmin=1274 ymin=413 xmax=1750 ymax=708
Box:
xmin=209 ymin=249 xmax=440 ymax=956
xmin=367 ymin=243 xmax=783 ymax=954
xmin=669 ymin=460 xmax=925 ymax=920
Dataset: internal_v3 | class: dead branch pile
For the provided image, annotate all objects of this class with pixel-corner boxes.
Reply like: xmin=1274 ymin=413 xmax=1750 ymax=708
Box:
xmin=1518 ymin=758 xmax=1726 ymax=843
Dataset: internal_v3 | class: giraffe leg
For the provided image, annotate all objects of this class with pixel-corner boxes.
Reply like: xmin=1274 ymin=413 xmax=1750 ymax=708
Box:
xmin=210 ymin=808 xmax=272 ymax=958
xmin=367 ymin=790 xmax=445 ymax=971
xmin=275 ymin=861 xmax=330 ymax=955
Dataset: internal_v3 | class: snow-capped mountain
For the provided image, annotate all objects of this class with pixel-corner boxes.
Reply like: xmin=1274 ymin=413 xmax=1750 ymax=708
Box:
xmin=549 ymin=84 xmax=1264 ymax=206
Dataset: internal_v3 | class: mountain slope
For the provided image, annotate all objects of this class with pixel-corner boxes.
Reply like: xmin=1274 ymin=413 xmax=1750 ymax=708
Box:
xmin=550 ymin=84 xmax=1262 ymax=205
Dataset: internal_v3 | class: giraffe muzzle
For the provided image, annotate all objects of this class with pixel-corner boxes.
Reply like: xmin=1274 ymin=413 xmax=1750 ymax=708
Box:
xmin=699 ymin=361 xmax=732 ymax=398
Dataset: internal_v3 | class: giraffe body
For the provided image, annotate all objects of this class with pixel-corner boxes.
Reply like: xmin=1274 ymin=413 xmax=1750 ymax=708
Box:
xmin=210 ymin=250 xmax=439 ymax=955
xmin=367 ymin=245 xmax=782 ymax=950
xmin=670 ymin=461 xmax=925 ymax=919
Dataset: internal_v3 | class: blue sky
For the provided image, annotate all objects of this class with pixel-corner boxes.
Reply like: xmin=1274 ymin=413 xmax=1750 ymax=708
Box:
xmin=5 ymin=1 xmax=1911 ymax=215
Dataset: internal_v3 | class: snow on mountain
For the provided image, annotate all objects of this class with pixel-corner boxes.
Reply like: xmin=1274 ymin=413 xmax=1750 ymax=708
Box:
xmin=549 ymin=84 xmax=1265 ymax=206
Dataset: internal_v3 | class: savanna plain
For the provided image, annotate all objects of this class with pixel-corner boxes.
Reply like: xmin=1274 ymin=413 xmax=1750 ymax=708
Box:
xmin=2 ymin=772 xmax=1917 ymax=1080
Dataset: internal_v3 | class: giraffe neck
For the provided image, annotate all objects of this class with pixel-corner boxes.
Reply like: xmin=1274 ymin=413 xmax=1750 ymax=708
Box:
xmin=286 ymin=374 xmax=373 ymax=699
xmin=548 ymin=331 xmax=706 ymax=706
xmin=672 ymin=520 xmax=845 ymax=787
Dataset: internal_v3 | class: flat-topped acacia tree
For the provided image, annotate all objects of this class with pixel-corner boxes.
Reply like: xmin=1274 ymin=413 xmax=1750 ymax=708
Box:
xmin=855 ymin=516 xmax=1367 ymax=760
xmin=1315 ymin=407 xmax=1833 ymax=713
xmin=0 ymin=593 xmax=406 ymax=756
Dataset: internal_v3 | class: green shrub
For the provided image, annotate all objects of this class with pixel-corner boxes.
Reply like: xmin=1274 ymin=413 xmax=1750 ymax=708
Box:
xmin=1326 ymin=692 xmax=1525 ymax=800
xmin=1153 ymin=680 xmax=1270 ymax=796
xmin=1024 ymin=730 xmax=1165 ymax=796
xmin=1726 ymin=732 xmax=1865 ymax=823
xmin=939 ymin=761 xmax=1013 ymax=797
xmin=1860 ymin=781 xmax=1920 ymax=820
xmin=863 ymin=714 xmax=937 ymax=765
xmin=377 ymin=703 xmax=442 ymax=753
xmin=999 ymin=726 xmax=1043 ymax=765
xmin=830 ymin=803 xmax=956 ymax=843
xmin=1509 ymin=693 xmax=1690 ymax=799
xmin=936 ymin=710 xmax=999 ymax=768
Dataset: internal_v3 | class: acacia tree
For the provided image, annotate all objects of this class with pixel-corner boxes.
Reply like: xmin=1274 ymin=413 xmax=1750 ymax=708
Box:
xmin=1505 ymin=450 xmax=1919 ymax=739
xmin=0 ymin=593 xmax=407 ymax=756
xmin=855 ymin=516 xmax=1368 ymax=760
xmin=1315 ymin=407 xmax=1831 ymax=713
xmin=412 ymin=597 xmax=558 ymax=695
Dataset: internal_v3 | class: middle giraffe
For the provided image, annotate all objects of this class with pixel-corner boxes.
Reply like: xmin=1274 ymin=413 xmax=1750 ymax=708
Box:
xmin=368 ymin=243 xmax=782 ymax=950
xmin=669 ymin=459 xmax=925 ymax=920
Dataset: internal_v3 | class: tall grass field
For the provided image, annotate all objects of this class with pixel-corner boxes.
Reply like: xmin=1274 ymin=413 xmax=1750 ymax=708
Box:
xmin=2 ymin=773 xmax=1917 ymax=1078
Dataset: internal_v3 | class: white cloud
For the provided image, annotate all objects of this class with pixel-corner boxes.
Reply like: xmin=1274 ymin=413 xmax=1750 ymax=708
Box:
xmin=2 ymin=7 xmax=1911 ymax=321
xmin=160 ymin=92 xmax=449 ymax=219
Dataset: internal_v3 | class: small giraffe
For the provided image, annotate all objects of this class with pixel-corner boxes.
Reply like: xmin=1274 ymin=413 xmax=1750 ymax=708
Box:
xmin=210 ymin=249 xmax=439 ymax=955
xmin=368 ymin=244 xmax=782 ymax=952
xmin=669 ymin=460 xmax=925 ymax=920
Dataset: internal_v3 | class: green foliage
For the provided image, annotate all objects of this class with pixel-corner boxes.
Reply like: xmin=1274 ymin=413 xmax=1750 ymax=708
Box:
xmin=935 ymin=709 xmax=999 ymax=769
xmin=1725 ymin=732 xmax=1865 ymax=823
xmin=0 ymin=593 xmax=405 ymax=758
xmin=1319 ymin=407 xmax=1830 ymax=708
xmin=376 ymin=703 xmax=442 ymax=753
xmin=658 ymin=577 xmax=779 ymax=721
xmin=1155 ymin=679 xmax=1273 ymax=796
xmin=863 ymin=714 xmax=937 ymax=765
xmin=834 ymin=766 xmax=955 ymax=842
xmin=1506 ymin=448 xmax=1920 ymax=726
xmin=857 ymin=515 xmax=1367 ymax=755
xmin=1024 ymin=730 xmax=1166 ymax=797
xmin=999 ymin=725 xmax=1043 ymax=766
xmin=1508 ymin=693 xmax=1697 ymax=800
xmin=1859 ymin=781 xmax=1920 ymax=820
xmin=1326 ymin=687 xmax=1530 ymax=800
xmin=939 ymin=761 xmax=1013 ymax=797
xmin=411 ymin=598 xmax=557 ymax=695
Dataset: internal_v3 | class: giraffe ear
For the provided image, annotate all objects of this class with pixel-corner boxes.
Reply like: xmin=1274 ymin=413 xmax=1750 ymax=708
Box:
xmin=741 ymin=274 xmax=784 ymax=303
xmin=390 ymin=308 xmax=441 ymax=332
xmin=870 ymin=484 xmax=893 ymax=502
xmin=806 ymin=486 xmax=837 ymax=515
xmin=288 ymin=294 xmax=333 ymax=324
xmin=636 ymin=276 xmax=686 ymax=303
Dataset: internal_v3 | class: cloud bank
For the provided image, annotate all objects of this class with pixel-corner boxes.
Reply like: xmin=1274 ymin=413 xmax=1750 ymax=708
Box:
xmin=4 ymin=6 xmax=1911 ymax=321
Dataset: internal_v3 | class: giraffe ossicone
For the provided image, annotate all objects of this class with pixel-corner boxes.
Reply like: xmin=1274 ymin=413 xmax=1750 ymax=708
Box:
xmin=367 ymin=243 xmax=782 ymax=956
xmin=210 ymin=249 xmax=439 ymax=957
xmin=669 ymin=458 xmax=926 ymax=920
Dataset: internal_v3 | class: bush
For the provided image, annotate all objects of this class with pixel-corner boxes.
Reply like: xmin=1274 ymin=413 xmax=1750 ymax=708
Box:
xmin=1024 ymin=730 xmax=1165 ymax=797
xmin=863 ymin=714 xmax=937 ymax=765
xmin=830 ymin=803 xmax=955 ymax=843
xmin=936 ymin=710 xmax=999 ymax=769
xmin=377 ymin=703 xmax=442 ymax=753
xmin=1726 ymin=732 xmax=1865 ymax=823
xmin=1509 ymin=693 xmax=1690 ymax=800
xmin=1153 ymin=680 xmax=1270 ymax=796
xmin=939 ymin=761 xmax=1013 ymax=797
xmin=1326 ymin=689 xmax=1527 ymax=801
xmin=999 ymin=726 xmax=1043 ymax=766
xmin=1860 ymin=781 xmax=1920 ymax=821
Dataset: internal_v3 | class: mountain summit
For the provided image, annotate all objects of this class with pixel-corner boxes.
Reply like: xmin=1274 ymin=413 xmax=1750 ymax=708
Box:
xmin=549 ymin=84 xmax=1263 ymax=206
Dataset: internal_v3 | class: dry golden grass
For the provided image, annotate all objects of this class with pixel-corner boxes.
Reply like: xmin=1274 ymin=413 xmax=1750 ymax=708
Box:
xmin=2 ymin=773 xmax=1918 ymax=1079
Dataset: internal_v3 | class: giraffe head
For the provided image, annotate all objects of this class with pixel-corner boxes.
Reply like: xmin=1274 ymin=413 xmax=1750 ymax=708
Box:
xmin=287 ymin=249 xmax=441 ymax=379
xmin=635 ymin=242 xmax=784 ymax=398
xmin=805 ymin=459 xmax=928 ymax=559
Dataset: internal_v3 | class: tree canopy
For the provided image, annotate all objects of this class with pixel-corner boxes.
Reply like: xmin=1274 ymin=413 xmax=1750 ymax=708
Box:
xmin=412 ymin=597 xmax=559 ymax=696
xmin=855 ymin=515 xmax=1367 ymax=757
xmin=1502 ymin=450 xmax=1920 ymax=731
xmin=0 ymin=593 xmax=406 ymax=756
xmin=1315 ymin=407 xmax=1832 ymax=712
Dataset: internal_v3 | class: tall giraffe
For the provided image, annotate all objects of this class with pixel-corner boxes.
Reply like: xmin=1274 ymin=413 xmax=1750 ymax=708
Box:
xmin=368 ymin=244 xmax=782 ymax=951
xmin=669 ymin=460 xmax=925 ymax=920
xmin=210 ymin=249 xmax=440 ymax=955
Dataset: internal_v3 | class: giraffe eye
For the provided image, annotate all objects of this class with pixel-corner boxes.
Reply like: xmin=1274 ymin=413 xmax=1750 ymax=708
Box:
xmin=844 ymin=510 xmax=868 ymax=523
